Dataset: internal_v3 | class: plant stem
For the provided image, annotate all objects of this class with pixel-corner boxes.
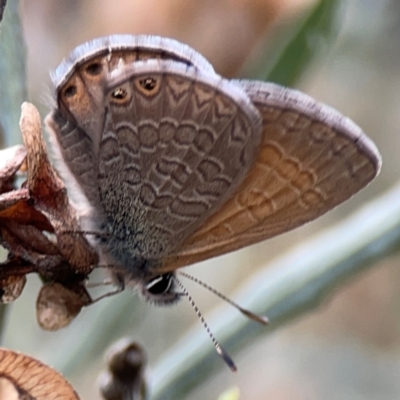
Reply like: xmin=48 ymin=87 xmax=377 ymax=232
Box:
xmin=150 ymin=182 xmax=400 ymax=400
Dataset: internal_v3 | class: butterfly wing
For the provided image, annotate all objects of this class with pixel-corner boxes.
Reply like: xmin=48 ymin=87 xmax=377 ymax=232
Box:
xmin=99 ymin=61 xmax=262 ymax=259
xmin=45 ymin=35 xmax=215 ymax=212
xmin=160 ymin=80 xmax=381 ymax=271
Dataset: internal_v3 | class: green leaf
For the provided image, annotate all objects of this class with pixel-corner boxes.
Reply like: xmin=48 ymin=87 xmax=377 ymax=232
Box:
xmin=246 ymin=0 xmax=343 ymax=87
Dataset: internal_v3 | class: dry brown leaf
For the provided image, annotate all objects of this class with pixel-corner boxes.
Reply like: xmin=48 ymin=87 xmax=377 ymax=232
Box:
xmin=36 ymin=282 xmax=91 ymax=331
xmin=0 ymin=348 xmax=80 ymax=400
xmin=0 ymin=103 xmax=97 ymax=324
xmin=20 ymin=102 xmax=98 ymax=273
xmin=0 ymin=274 xmax=26 ymax=303
xmin=0 ymin=189 xmax=52 ymax=229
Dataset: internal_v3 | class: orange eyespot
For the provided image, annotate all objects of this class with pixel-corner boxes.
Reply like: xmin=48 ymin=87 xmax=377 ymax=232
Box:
xmin=63 ymin=85 xmax=77 ymax=98
xmin=85 ymin=62 xmax=103 ymax=76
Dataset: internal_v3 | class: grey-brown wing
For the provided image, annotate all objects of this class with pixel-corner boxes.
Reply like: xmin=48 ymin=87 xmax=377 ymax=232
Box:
xmin=51 ymin=34 xmax=215 ymax=89
xmin=99 ymin=61 xmax=262 ymax=258
xmin=159 ymin=80 xmax=381 ymax=271
xmin=45 ymin=35 xmax=215 ymax=215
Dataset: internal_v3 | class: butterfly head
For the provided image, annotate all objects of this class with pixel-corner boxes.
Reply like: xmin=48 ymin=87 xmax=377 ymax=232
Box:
xmin=111 ymin=268 xmax=181 ymax=306
xmin=141 ymin=273 xmax=181 ymax=306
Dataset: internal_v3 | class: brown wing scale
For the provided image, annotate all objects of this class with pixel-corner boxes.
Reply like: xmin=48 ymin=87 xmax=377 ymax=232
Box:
xmin=45 ymin=35 xmax=215 ymax=212
xmin=98 ymin=61 xmax=262 ymax=259
xmin=160 ymin=80 xmax=381 ymax=272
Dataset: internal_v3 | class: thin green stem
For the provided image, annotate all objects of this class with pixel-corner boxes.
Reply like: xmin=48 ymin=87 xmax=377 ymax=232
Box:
xmin=150 ymin=182 xmax=400 ymax=400
xmin=0 ymin=0 xmax=27 ymax=147
xmin=0 ymin=0 xmax=26 ymax=342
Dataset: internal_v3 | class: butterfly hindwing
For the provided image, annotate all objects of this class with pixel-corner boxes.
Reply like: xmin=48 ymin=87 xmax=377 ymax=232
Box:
xmin=160 ymin=80 xmax=381 ymax=271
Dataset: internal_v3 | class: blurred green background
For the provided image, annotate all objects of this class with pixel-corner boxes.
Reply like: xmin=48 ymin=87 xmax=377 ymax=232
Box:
xmin=1 ymin=0 xmax=400 ymax=399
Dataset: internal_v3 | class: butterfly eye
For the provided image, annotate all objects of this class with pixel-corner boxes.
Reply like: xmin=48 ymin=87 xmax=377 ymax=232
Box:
xmin=146 ymin=274 xmax=173 ymax=295
xmin=85 ymin=62 xmax=103 ymax=76
xmin=63 ymin=85 xmax=77 ymax=98
xmin=139 ymin=77 xmax=157 ymax=92
xmin=140 ymin=273 xmax=180 ymax=306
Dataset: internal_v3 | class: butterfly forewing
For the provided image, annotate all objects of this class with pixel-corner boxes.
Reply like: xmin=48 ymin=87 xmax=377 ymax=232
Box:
xmin=160 ymin=80 xmax=381 ymax=271
xmin=99 ymin=60 xmax=262 ymax=260
xmin=51 ymin=35 xmax=215 ymax=89
xmin=46 ymin=36 xmax=217 ymax=218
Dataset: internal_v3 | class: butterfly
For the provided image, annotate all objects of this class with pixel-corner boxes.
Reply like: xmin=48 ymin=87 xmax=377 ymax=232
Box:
xmin=45 ymin=34 xmax=381 ymax=307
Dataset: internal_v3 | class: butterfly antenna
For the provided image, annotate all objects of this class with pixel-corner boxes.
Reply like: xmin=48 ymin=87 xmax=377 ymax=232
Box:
xmin=173 ymin=276 xmax=237 ymax=373
xmin=178 ymin=271 xmax=268 ymax=325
